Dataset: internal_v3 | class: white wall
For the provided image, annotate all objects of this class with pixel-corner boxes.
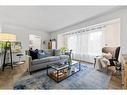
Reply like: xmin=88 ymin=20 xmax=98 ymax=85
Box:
xmin=104 ymin=22 xmax=120 ymax=47
xmin=51 ymin=7 xmax=127 ymax=54
xmin=0 ymin=26 xmax=1 ymax=33
xmin=41 ymin=31 xmax=50 ymax=49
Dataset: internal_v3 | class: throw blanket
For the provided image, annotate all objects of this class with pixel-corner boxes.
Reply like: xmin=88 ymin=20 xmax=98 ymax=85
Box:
xmin=95 ymin=53 xmax=112 ymax=71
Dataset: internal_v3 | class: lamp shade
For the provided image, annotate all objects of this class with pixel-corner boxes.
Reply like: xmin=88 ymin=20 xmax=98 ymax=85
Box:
xmin=0 ymin=33 xmax=16 ymax=41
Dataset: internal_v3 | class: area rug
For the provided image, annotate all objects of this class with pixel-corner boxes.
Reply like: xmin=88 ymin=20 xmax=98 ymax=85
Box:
xmin=14 ymin=64 xmax=111 ymax=89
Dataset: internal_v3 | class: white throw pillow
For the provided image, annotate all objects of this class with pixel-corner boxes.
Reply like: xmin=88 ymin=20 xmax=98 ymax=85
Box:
xmin=102 ymin=52 xmax=112 ymax=59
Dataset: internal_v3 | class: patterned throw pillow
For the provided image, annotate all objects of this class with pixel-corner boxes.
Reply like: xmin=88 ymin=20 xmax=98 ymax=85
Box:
xmin=54 ymin=49 xmax=61 ymax=56
xmin=37 ymin=51 xmax=46 ymax=59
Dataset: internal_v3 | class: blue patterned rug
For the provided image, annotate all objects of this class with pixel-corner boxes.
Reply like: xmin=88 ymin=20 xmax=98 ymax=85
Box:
xmin=14 ymin=64 xmax=111 ymax=89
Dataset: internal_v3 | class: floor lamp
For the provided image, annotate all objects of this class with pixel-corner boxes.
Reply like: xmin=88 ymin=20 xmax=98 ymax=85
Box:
xmin=0 ymin=33 xmax=16 ymax=71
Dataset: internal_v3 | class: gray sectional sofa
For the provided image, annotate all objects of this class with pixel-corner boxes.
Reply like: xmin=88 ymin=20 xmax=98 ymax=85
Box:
xmin=25 ymin=49 xmax=69 ymax=73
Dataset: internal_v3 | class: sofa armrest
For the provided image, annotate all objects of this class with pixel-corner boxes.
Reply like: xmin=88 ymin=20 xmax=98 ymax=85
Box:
xmin=25 ymin=55 xmax=32 ymax=72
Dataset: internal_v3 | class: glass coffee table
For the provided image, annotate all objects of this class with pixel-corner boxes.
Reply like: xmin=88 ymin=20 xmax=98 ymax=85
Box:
xmin=47 ymin=61 xmax=81 ymax=82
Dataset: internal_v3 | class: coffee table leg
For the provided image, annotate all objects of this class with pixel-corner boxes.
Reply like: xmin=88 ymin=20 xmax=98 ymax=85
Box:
xmin=57 ymin=70 xmax=58 ymax=82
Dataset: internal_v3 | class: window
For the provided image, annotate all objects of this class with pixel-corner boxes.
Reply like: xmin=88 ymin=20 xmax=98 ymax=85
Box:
xmin=88 ymin=30 xmax=103 ymax=56
xmin=66 ymin=28 xmax=104 ymax=62
xmin=57 ymin=20 xmax=120 ymax=63
xmin=29 ymin=34 xmax=41 ymax=50
xmin=67 ymin=35 xmax=77 ymax=54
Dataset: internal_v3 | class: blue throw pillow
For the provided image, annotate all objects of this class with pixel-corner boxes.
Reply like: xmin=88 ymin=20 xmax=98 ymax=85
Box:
xmin=37 ymin=51 xmax=47 ymax=59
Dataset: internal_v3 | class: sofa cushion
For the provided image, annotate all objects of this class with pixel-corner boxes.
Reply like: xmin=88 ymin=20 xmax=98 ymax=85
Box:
xmin=44 ymin=49 xmax=53 ymax=56
xmin=32 ymin=57 xmax=50 ymax=65
xmin=32 ymin=56 xmax=61 ymax=65
xmin=47 ymin=56 xmax=60 ymax=61
xmin=60 ymin=55 xmax=69 ymax=59
xmin=32 ymin=59 xmax=41 ymax=65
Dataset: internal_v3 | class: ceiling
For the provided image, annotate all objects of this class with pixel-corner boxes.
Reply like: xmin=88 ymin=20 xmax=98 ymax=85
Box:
xmin=0 ymin=6 xmax=121 ymax=32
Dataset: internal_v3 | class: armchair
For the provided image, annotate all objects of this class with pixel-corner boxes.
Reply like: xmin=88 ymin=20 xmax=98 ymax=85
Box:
xmin=102 ymin=47 xmax=120 ymax=66
xmin=94 ymin=46 xmax=120 ymax=72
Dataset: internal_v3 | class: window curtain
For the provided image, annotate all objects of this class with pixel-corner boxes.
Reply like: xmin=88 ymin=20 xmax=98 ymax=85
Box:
xmin=66 ymin=27 xmax=105 ymax=63
xmin=57 ymin=22 xmax=120 ymax=63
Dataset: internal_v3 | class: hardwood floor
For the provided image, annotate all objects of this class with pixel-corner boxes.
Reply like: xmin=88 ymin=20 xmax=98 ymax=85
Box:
xmin=107 ymin=66 xmax=122 ymax=89
xmin=0 ymin=63 xmax=28 ymax=89
xmin=108 ymin=75 xmax=122 ymax=89
xmin=0 ymin=62 xmax=122 ymax=89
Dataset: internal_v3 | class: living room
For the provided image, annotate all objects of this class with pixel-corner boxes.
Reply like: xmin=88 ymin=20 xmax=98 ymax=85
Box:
xmin=0 ymin=5 xmax=126 ymax=93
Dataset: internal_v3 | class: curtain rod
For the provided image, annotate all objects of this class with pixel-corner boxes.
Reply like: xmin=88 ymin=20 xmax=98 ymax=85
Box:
xmin=63 ymin=25 xmax=105 ymax=36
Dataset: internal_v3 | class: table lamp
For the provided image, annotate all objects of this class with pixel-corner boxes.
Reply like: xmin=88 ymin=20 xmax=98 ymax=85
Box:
xmin=0 ymin=33 xmax=16 ymax=71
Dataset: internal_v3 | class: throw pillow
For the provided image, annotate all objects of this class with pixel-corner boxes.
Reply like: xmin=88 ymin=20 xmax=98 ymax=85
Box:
xmin=37 ymin=51 xmax=46 ymax=59
xmin=54 ymin=49 xmax=61 ymax=56
xmin=102 ymin=52 xmax=112 ymax=59
xmin=29 ymin=50 xmax=38 ymax=60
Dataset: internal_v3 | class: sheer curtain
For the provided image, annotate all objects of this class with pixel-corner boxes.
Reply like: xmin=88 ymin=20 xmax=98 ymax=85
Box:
xmin=66 ymin=27 xmax=105 ymax=63
xmin=57 ymin=21 xmax=120 ymax=63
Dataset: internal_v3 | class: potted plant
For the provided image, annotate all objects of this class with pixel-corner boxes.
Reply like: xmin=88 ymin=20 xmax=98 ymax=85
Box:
xmin=0 ymin=41 xmax=10 ymax=53
xmin=60 ymin=47 xmax=67 ymax=55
